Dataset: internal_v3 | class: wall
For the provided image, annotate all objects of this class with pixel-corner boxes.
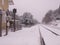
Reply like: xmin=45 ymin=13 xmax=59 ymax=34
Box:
xmin=0 ymin=0 xmax=8 ymax=11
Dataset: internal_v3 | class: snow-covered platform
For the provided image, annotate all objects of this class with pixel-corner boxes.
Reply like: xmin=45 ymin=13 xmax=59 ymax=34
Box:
xmin=0 ymin=25 xmax=41 ymax=45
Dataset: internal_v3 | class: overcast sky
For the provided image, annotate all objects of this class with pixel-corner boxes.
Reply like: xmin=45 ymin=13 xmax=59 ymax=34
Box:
xmin=9 ymin=0 xmax=60 ymax=22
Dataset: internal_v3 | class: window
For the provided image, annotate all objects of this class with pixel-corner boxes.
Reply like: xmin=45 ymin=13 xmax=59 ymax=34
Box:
xmin=2 ymin=0 xmax=4 ymax=5
xmin=8 ymin=0 xmax=14 ymax=5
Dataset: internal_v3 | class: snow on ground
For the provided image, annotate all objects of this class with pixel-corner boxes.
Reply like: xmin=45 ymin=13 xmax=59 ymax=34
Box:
xmin=42 ymin=24 xmax=60 ymax=35
xmin=39 ymin=24 xmax=60 ymax=45
xmin=48 ymin=24 xmax=60 ymax=30
xmin=0 ymin=24 xmax=60 ymax=45
xmin=46 ymin=22 xmax=60 ymax=30
xmin=0 ymin=25 xmax=40 ymax=45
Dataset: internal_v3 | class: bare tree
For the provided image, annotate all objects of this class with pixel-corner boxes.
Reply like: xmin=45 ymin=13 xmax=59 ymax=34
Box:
xmin=42 ymin=10 xmax=52 ymax=24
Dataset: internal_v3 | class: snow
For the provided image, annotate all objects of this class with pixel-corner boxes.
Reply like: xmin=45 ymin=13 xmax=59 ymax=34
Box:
xmin=42 ymin=24 xmax=60 ymax=35
xmin=48 ymin=21 xmax=60 ymax=30
xmin=0 ymin=24 xmax=60 ymax=45
xmin=0 ymin=25 xmax=40 ymax=45
xmin=40 ymin=24 xmax=60 ymax=45
xmin=48 ymin=25 xmax=60 ymax=30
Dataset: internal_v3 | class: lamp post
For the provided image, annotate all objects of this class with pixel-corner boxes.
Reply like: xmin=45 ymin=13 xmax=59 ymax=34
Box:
xmin=0 ymin=9 xmax=2 ymax=37
xmin=13 ymin=8 xmax=17 ymax=32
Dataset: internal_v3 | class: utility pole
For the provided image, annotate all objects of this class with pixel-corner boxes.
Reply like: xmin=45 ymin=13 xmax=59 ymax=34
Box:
xmin=13 ymin=8 xmax=17 ymax=32
xmin=5 ymin=9 xmax=10 ymax=35
xmin=0 ymin=9 xmax=2 ymax=37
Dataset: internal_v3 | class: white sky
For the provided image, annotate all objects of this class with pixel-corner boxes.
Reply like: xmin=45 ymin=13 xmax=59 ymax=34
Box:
xmin=9 ymin=0 xmax=60 ymax=22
